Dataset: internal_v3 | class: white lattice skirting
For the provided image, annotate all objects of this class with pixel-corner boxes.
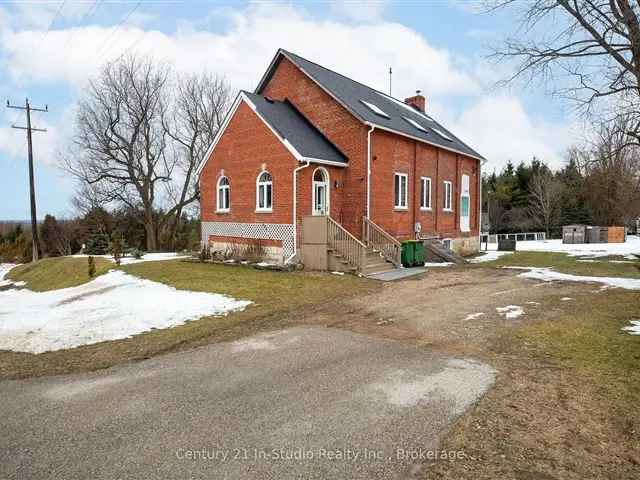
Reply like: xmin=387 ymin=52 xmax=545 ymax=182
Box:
xmin=201 ymin=221 xmax=295 ymax=259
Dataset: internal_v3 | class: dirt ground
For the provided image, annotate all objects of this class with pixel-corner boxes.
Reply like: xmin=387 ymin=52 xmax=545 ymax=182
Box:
xmin=312 ymin=267 xmax=640 ymax=480
xmin=320 ymin=267 xmax=594 ymax=352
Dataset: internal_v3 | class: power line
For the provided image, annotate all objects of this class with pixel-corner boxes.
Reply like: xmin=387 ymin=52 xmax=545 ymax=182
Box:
xmin=6 ymin=99 xmax=49 ymax=262
xmin=96 ymin=0 xmax=142 ymax=59
xmin=62 ymin=0 xmax=102 ymax=52
xmin=41 ymin=0 xmax=67 ymax=43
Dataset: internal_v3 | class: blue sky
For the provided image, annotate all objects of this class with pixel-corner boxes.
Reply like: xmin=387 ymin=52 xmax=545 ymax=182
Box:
xmin=0 ymin=0 xmax=576 ymax=220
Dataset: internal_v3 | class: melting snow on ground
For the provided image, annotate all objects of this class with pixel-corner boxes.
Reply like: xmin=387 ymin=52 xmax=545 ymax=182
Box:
xmin=424 ymin=262 xmax=455 ymax=267
xmin=0 ymin=263 xmax=25 ymax=288
xmin=463 ymin=312 xmax=485 ymax=321
xmin=507 ymin=266 xmax=640 ymax=291
xmin=0 ymin=269 xmax=251 ymax=354
xmin=496 ymin=305 xmax=524 ymax=319
xmin=470 ymin=251 xmax=513 ymax=263
xmin=622 ymin=320 xmax=640 ymax=335
xmin=72 ymin=252 xmax=190 ymax=265
xmin=487 ymin=235 xmax=640 ymax=259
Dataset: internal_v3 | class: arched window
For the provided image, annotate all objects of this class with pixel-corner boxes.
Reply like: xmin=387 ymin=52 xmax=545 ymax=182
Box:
xmin=217 ymin=176 xmax=230 ymax=212
xmin=256 ymin=171 xmax=273 ymax=212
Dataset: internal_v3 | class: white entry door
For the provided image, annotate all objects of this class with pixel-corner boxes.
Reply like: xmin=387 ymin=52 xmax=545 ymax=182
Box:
xmin=312 ymin=168 xmax=329 ymax=216
xmin=460 ymin=174 xmax=470 ymax=232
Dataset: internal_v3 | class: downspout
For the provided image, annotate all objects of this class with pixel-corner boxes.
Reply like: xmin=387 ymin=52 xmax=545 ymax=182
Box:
xmin=366 ymin=124 xmax=376 ymax=219
xmin=412 ymin=141 xmax=418 ymax=239
xmin=285 ymin=160 xmax=311 ymax=264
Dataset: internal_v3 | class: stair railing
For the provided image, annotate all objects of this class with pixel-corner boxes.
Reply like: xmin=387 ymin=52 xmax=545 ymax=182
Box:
xmin=362 ymin=217 xmax=401 ymax=267
xmin=327 ymin=216 xmax=366 ymax=273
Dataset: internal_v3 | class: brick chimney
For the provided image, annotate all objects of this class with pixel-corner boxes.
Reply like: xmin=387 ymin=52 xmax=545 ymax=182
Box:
xmin=404 ymin=91 xmax=426 ymax=113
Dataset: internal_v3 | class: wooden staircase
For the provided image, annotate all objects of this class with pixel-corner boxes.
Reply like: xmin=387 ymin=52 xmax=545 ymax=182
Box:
xmin=323 ymin=216 xmax=400 ymax=275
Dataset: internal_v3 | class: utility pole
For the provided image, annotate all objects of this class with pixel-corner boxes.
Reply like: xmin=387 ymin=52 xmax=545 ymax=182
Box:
xmin=6 ymin=98 xmax=48 ymax=262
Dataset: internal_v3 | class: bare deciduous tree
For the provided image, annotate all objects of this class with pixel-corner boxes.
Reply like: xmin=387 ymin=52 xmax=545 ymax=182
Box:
xmin=490 ymin=0 xmax=640 ymax=142
xmin=63 ymin=55 xmax=231 ymax=251
xmin=162 ymin=73 xmax=231 ymax=247
xmin=528 ymin=170 xmax=563 ymax=235
xmin=578 ymin=116 xmax=640 ymax=224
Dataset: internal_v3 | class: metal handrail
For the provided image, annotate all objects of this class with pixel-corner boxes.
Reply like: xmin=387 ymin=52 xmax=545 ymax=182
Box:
xmin=362 ymin=217 xmax=401 ymax=267
xmin=327 ymin=216 xmax=366 ymax=272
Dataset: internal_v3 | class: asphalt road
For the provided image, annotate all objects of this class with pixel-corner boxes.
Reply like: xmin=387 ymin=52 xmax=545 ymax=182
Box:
xmin=0 ymin=327 xmax=495 ymax=479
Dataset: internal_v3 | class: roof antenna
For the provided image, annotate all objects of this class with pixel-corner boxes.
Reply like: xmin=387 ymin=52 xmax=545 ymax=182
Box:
xmin=388 ymin=67 xmax=393 ymax=96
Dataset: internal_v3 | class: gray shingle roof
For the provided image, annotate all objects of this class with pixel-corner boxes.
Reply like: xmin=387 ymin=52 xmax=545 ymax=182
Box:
xmin=256 ymin=49 xmax=485 ymax=161
xmin=244 ymin=91 xmax=347 ymax=165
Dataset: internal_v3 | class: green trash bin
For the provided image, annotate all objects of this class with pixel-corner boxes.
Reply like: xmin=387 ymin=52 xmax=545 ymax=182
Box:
xmin=401 ymin=240 xmax=415 ymax=267
xmin=413 ymin=240 xmax=425 ymax=266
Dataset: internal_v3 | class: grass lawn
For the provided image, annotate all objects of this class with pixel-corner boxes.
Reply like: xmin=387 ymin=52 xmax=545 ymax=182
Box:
xmin=426 ymin=281 xmax=640 ymax=479
xmin=0 ymin=260 xmax=378 ymax=379
xmin=477 ymin=251 xmax=640 ymax=278
xmin=6 ymin=256 xmax=112 ymax=291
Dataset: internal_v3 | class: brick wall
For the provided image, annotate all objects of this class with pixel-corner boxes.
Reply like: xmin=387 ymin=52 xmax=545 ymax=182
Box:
xmin=369 ymin=129 xmax=480 ymax=241
xmin=260 ymin=56 xmax=368 ymax=237
xmin=200 ymin=101 xmax=297 ymax=225
xmin=200 ymin=54 xmax=481 ymax=250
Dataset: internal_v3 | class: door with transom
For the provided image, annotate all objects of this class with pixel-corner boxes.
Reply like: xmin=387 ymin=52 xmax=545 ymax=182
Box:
xmin=312 ymin=167 xmax=329 ymax=216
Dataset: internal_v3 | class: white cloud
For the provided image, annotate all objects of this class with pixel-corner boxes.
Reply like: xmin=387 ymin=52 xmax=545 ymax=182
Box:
xmin=0 ymin=2 xmax=573 ymax=173
xmin=330 ymin=0 xmax=390 ymax=22
xmin=443 ymin=95 xmax=577 ymax=171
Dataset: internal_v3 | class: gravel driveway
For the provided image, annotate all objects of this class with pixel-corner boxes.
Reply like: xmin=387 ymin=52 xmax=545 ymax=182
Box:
xmin=0 ymin=327 xmax=494 ymax=479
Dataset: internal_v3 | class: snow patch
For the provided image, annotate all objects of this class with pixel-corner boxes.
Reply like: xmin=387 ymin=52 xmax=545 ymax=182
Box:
xmin=469 ymin=251 xmax=513 ymax=263
xmin=560 ymin=297 xmax=574 ymax=301
xmin=496 ymin=305 xmax=524 ymax=319
xmin=526 ymin=301 xmax=540 ymax=305
xmin=0 ymin=270 xmax=251 ymax=353
xmin=508 ymin=266 xmax=640 ymax=290
xmin=463 ymin=312 xmax=485 ymax=321
xmin=424 ymin=262 xmax=454 ymax=267
xmin=72 ymin=252 xmax=190 ymax=265
xmin=0 ymin=263 xmax=23 ymax=288
xmin=622 ymin=320 xmax=640 ymax=335
xmin=487 ymin=235 xmax=640 ymax=258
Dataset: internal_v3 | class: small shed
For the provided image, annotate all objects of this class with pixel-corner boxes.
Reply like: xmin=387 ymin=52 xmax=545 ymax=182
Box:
xmin=563 ymin=225 xmax=586 ymax=244
xmin=585 ymin=226 xmax=605 ymax=244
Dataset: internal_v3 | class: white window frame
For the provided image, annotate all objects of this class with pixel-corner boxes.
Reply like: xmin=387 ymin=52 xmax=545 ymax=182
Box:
xmin=312 ymin=167 xmax=330 ymax=216
xmin=420 ymin=176 xmax=432 ymax=210
xmin=256 ymin=171 xmax=273 ymax=213
xmin=217 ymin=176 xmax=230 ymax=212
xmin=394 ymin=172 xmax=408 ymax=210
xmin=443 ymin=180 xmax=453 ymax=212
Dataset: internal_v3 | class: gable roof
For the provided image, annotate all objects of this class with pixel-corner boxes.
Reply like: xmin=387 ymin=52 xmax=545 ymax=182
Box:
xmin=196 ymin=91 xmax=347 ymax=177
xmin=243 ymin=92 xmax=347 ymax=165
xmin=256 ymin=49 xmax=485 ymax=162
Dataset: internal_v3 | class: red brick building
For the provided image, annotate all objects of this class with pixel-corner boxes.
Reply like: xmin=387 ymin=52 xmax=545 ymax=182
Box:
xmin=198 ymin=49 xmax=485 ymax=267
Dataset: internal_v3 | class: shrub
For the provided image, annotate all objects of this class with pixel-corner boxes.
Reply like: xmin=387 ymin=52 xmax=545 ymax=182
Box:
xmin=110 ymin=229 xmax=124 ymax=266
xmin=88 ymin=256 xmax=96 ymax=278
xmin=85 ymin=233 xmax=110 ymax=255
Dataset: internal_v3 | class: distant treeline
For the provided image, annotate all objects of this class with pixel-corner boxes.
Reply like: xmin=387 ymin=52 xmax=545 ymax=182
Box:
xmin=0 ymin=207 xmax=200 ymax=263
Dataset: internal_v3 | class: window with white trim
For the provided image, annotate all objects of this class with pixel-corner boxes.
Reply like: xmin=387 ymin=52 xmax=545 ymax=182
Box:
xmin=256 ymin=171 xmax=273 ymax=212
xmin=443 ymin=180 xmax=453 ymax=211
xmin=217 ymin=176 xmax=230 ymax=212
xmin=394 ymin=173 xmax=408 ymax=209
xmin=420 ymin=177 xmax=432 ymax=210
